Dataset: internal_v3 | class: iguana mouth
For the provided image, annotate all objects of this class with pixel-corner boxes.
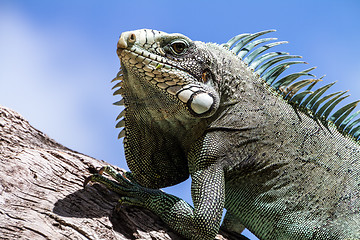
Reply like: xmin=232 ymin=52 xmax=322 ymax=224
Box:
xmin=118 ymin=48 xmax=189 ymax=94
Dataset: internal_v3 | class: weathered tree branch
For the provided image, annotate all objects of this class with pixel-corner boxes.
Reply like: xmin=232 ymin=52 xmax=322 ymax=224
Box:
xmin=0 ymin=106 xmax=241 ymax=240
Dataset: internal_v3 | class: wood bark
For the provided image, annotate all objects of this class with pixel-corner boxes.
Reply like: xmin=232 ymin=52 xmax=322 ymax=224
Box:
xmin=0 ymin=106 xmax=242 ymax=240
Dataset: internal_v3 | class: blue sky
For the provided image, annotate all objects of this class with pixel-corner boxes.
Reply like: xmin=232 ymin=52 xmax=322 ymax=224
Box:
xmin=1 ymin=1 xmax=360 ymax=239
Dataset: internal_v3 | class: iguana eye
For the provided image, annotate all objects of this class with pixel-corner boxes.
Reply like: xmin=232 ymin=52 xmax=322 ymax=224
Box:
xmin=170 ymin=40 xmax=188 ymax=55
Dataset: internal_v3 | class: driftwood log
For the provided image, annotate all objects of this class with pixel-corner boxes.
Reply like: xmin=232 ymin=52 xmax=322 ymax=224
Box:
xmin=0 ymin=106 xmax=243 ymax=240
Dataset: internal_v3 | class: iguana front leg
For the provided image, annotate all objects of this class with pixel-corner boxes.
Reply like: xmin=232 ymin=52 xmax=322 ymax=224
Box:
xmin=85 ymin=164 xmax=225 ymax=240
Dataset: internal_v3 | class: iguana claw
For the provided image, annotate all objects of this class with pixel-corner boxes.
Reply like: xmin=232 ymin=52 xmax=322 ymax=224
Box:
xmin=84 ymin=165 xmax=155 ymax=209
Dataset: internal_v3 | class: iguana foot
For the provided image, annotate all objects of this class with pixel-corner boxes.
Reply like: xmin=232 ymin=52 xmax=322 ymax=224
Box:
xmin=84 ymin=166 xmax=158 ymax=208
xmin=84 ymin=165 xmax=222 ymax=240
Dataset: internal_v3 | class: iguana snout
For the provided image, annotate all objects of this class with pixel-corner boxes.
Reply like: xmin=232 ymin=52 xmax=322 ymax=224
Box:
xmin=117 ymin=31 xmax=136 ymax=51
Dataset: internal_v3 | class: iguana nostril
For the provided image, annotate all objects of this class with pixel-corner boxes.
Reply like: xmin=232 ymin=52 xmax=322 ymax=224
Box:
xmin=129 ymin=33 xmax=136 ymax=43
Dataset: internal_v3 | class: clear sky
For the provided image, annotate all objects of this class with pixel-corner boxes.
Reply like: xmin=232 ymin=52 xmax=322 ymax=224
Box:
xmin=1 ymin=1 xmax=360 ymax=239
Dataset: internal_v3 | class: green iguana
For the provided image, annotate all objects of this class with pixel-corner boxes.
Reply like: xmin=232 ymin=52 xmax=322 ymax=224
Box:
xmin=85 ymin=29 xmax=360 ymax=240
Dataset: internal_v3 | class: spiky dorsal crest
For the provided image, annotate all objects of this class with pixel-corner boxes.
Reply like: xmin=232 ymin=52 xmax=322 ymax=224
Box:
xmin=223 ymin=30 xmax=360 ymax=142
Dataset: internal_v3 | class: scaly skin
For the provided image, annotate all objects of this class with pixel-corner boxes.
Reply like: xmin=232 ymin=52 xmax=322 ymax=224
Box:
xmin=86 ymin=29 xmax=360 ymax=240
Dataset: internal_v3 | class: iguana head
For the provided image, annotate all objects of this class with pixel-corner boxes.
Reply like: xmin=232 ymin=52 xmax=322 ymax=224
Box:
xmin=116 ymin=29 xmax=221 ymax=117
xmin=113 ymin=29 xmax=223 ymax=187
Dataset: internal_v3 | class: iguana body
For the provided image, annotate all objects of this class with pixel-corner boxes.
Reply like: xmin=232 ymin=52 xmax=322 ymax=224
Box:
xmin=86 ymin=29 xmax=360 ymax=239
